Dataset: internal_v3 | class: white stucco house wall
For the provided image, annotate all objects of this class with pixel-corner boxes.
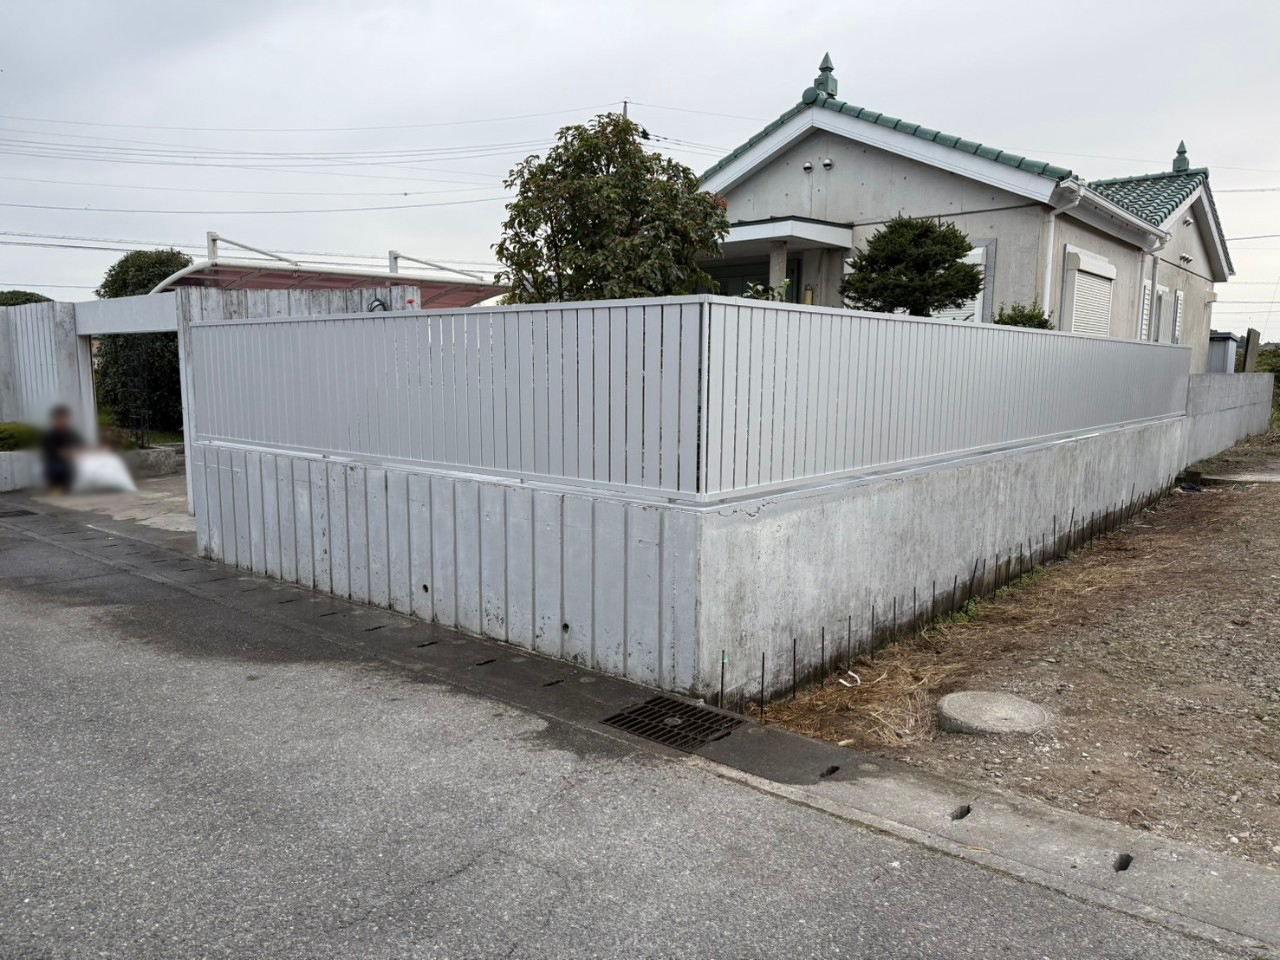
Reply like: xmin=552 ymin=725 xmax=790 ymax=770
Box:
xmin=698 ymin=56 xmax=1234 ymax=373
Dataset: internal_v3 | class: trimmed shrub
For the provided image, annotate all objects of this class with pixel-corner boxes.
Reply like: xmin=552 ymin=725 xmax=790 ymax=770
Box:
xmin=0 ymin=422 xmax=41 ymax=452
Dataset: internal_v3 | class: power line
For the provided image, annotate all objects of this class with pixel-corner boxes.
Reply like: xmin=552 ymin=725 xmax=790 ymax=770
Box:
xmin=1225 ymin=234 xmax=1280 ymax=241
xmin=0 ymin=103 xmax=621 ymax=134
xmin=628 ymin=101 xmax=768 ymax=123
xmin=0 ymin=174 xmax=501 ymax=198
xmin=0 ymin=132 xmax=553 ymax=163
xmin=0 ymin=194 xmax=509 ymax=213
xmin=0 ymin=231 xmax=501 ymax=268
xmin=0 ymin=281 xmax=96 ymax=289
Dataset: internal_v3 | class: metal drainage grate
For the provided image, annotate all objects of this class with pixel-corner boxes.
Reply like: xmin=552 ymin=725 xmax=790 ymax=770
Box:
xmin=0 ymin=509 xmax=36 ymax=518
xmin=601 ymin=695 xmax=745 ymax=752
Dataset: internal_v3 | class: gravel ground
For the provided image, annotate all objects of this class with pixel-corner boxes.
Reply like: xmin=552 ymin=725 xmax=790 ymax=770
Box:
xmin=769 ymin=437 xmax=1280 ymax=868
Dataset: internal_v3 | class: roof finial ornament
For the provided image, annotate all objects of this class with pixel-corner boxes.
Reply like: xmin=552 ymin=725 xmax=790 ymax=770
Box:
xmin=1173 ymin=140 xmax=1189 ymax=173
xmin=814 ymin=53 xmax=837 ymax=97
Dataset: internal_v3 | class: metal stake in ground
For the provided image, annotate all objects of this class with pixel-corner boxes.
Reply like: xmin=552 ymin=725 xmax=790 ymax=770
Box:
xmin=846 ymin=614 xmax=852 ymax=665
xmin=720 ymin=649 xmax=726 ymax=709
xmin=759 ymin=652 xmax=765 ymax=717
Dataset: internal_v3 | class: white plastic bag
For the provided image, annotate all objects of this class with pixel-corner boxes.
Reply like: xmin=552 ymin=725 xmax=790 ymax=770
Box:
xmin=72 ymin=451 xmax=137 ymax=494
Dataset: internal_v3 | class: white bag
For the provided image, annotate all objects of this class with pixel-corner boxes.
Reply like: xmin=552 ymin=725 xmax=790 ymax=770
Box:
xmin=72 ymin=451 xmax=137 ymax=494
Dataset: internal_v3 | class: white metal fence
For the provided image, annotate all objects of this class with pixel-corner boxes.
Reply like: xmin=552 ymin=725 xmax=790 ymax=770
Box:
xmin=700 ymin=300 xmax=1191 ymax=496
xmin=188 ymin=295 xmax=1190 ymax=502
xmin=0 ymin=302 xmax=61 ymax=424
xmin=190 ymin=298 xmax=704 ymax=496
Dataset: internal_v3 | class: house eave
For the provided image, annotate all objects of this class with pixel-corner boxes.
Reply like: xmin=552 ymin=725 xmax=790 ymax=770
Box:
xmin=701 ymin=107 xmax=1062 ymax=205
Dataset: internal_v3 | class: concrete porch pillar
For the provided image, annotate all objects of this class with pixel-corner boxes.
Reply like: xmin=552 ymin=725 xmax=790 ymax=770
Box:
xmin=768 ymin=240 xmax=788 ymax=294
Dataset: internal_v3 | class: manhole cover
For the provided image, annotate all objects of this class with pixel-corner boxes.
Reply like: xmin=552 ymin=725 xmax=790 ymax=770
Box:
xmin=601 ymin=695 xmax=745 ymax=752
xmin=0 ymin=509 xmax=36 ymax=518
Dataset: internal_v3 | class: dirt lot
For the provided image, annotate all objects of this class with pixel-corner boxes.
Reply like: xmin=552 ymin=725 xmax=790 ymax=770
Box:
xmin=768 ymin=433 xmax=1280 ymax=866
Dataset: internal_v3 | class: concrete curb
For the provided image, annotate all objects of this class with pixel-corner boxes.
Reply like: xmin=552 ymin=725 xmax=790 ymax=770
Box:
xmin=691 ymin=757 xmax=1279 ymax=956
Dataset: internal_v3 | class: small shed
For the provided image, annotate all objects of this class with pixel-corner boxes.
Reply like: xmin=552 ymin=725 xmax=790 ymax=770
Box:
xmin=1208 ymin=330 xmax=1240 ymax=373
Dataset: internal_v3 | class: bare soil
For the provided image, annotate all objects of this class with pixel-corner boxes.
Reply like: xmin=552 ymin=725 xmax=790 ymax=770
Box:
xmin=766 ymin=434 xmax=1280 ymax=866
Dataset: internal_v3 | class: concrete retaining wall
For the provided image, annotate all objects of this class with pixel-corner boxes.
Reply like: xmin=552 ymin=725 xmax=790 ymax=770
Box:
xmin=696 ymin=417 xmax=1188 ymax=702
xmin=1184 ymin=373 xmax=1274 ymax=464
xmin=0 ymin=451 xmax=38 ymax=493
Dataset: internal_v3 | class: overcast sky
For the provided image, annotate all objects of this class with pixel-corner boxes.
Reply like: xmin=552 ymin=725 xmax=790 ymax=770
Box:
xmin=3 ymin=0 xmax=1279 ymax=335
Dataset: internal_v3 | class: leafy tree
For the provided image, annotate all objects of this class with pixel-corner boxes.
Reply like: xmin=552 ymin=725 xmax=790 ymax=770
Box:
xmin=93 ymin=249 xmax=192 ymax=443
xmin=841 ymin=216 xmax=983 ymax=317
xmin=95 ymin=248 xmax=191 ymax=298
xmin=993 ymin=300 xmax=1053 ymax=330
xmin=494 ymin=113 xmax=729 ymax=303
xmin=0 ymin=290 xmax=52 ymax=307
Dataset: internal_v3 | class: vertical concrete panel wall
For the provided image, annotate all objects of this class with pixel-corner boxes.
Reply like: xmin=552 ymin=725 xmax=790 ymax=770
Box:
xmin=190 ymin=444 xmax=700 ymax=689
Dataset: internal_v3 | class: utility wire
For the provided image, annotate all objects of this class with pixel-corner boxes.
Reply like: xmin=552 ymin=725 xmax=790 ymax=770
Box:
xmin=0 ymin=103 xmax=622 ymax=134
xmin=0 ymin=174 xmax=495 ymax=198
xmin=0 ymin=231 xmax=501 ymax=267
xmin=0 ymin=196 xmax=511 ymax=215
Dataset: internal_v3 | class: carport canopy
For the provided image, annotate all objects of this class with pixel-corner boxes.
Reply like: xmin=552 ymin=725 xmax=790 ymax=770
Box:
xmin=149 ymin=232 xmax=505 ymax=308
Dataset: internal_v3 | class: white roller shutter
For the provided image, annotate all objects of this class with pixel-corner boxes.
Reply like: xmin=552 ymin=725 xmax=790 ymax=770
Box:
xmin=1071 ymin=272 xmax=1113 ymax=337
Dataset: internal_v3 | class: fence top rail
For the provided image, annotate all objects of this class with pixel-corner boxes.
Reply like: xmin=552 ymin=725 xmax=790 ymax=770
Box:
xmin=185 ymin=290 xmax=1191 ymax=352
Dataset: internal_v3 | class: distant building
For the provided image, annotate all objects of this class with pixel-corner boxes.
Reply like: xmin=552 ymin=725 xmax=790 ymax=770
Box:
xmin=699 ymin=56 xmax=1233 ymax=372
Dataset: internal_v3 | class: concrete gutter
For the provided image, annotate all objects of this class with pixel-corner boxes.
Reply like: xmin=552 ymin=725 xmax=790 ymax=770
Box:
xmin=691 ymin=744 xmax=1279 ymax=955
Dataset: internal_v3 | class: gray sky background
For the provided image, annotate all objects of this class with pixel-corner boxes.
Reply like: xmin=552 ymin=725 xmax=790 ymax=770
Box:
xmin=3 ymin=0 xmax=1278 ymax=336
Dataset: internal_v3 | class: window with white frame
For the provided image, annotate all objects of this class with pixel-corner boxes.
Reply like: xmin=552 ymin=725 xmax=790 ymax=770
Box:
xmin=1173 ymin=289 xmax=1185 ymax=344
xmin=1063 ymin=246 xmax=1116 ymax=337
xmin=1154 ymin=285 xmax=1174 ymax=343
xmin=933 ymin=246 xmax=986 ymax=323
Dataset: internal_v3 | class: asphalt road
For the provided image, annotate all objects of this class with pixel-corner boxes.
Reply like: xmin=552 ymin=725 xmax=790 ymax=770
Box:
xmin=0 ymin=522 xmax=1241 ymax=959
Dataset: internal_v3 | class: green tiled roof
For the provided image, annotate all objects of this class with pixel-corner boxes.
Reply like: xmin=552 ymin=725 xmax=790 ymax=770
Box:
xmin=701 ymin=56 xmax=1073 ymax=183
xmin=1088 ymin=169 xmax=1209 ymax=227
xmin=1088 ymin=142 xmax=1233 ymax=274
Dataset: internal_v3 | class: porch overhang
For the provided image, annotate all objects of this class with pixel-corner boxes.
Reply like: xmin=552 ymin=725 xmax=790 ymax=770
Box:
xmin=718 ymin=217 xmax=853 ymax=259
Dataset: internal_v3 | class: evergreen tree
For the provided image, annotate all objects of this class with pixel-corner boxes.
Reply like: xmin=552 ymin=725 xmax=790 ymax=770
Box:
xmin=94 ymin=249 xmax=192 ymax=442
xmin=0 ymin=290 xmax=51 ymax=307
xmin=841 ymin=216 xmax=983 ymax=317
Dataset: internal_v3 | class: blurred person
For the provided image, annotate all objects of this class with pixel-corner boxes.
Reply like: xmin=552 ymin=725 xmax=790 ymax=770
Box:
xmin=43 ymin=404 xmax=83 ymax=494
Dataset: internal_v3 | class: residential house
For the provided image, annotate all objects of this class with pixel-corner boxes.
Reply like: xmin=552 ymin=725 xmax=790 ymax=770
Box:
xmin=699 ymin=56 xmax=1233 ymax=372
